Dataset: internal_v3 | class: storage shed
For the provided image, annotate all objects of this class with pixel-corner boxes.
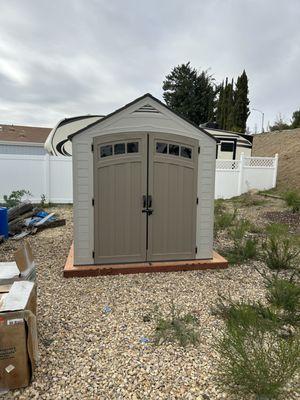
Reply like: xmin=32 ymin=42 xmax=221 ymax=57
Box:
xmin=68 ymin=94 xmax=220 ymax=271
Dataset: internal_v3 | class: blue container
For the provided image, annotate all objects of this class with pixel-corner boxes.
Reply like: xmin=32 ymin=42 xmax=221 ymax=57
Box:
xmin=0 ymin=207 xmax=8 ymax=238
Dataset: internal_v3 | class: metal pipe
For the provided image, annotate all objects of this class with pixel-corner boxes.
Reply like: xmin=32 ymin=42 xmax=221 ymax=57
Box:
xmin=252 ymin=108 xmax=264 ymax=133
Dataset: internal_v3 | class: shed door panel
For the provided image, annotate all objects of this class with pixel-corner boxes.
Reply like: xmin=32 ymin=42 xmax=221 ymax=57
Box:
xmin=94 ymin=134 xmax=147 ymax=264
xmin=147 ymin=134 xmax=198 ymax=261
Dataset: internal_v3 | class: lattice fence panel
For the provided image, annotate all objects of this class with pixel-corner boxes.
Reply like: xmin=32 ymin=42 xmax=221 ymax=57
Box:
xmin=216 ymin=160 xmax=240 ymax=170
xmin=244 ymin=157 xmax=275 ymax=168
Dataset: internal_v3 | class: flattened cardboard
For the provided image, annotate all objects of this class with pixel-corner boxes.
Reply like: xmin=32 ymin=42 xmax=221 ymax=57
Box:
xmin=0 ymin=281 xmax=38 ymax=391
xmin=14 ymin=243 xmax=34 ymax=273
xmin=0 ymin=243 xmax=35 ymax=285
xmin=0 ymin=281 xmax=37 ymax=316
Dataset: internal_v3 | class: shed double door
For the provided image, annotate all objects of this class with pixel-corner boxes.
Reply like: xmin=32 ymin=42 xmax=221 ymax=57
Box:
xmin=94 ymin=133 xmax=198 ymax=264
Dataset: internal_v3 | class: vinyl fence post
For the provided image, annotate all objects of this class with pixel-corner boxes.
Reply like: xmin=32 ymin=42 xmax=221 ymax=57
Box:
xmin=43 ymin=153 xmax=50 ymax=203
xmin=237 ymin=152 xmax=244 ymax=196
xmin=273 ymin=153 xmax=279 ymax=188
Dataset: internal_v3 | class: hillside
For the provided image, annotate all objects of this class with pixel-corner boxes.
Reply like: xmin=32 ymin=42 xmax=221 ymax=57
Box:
xmin=253 ymin=128 xmax=300 ymax=190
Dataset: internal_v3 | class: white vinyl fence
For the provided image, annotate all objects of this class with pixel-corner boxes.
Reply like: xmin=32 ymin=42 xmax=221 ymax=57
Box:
xmin=0 ymin=153 xmax=278 ymax=203
xmin=215 ymin=153 xmax=278 ymax=199
xmin=0 ymin=154 xmax=73 ymax=203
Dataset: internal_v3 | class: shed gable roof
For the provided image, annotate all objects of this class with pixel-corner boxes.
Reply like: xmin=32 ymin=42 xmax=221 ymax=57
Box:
xmin=68 ymin=93 xmax=216 ymax=142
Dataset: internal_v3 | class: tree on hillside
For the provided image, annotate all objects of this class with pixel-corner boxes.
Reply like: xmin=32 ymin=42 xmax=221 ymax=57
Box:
xmin=231 ymin=70 xmax=250 ymax=132
xmin=269 ymin=113 xmax=290 ymax=131
xmin=269 ymin=108 xmax=300 ymax=131
xmin=162 ymin=62 xmax=216 ymax=125
xmin=291 ymin=109 xmax=300 ymax=129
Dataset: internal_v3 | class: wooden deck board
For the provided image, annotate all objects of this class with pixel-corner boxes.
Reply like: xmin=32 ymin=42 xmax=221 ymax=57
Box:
xmin=63 ymin=243 xmax=228 ymax=278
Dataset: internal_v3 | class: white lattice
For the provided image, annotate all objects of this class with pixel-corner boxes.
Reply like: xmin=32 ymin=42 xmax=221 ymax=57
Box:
xmin=216 ymin=160 xmax=240 ymax=170
xmin=244 ymin=157 xmax=275 ymax=168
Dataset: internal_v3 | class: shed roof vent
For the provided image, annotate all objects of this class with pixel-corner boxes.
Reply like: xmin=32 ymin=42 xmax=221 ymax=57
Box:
xmin=133 ymin=104 xmax=161 ymax=114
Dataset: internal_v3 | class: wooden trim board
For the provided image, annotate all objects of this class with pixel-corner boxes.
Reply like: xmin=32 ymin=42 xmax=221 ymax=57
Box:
xmin=64 ymin=243 xmax=228 ymax=278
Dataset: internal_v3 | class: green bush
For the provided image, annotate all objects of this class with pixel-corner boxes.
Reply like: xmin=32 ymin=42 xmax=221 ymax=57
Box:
xmin=266 ymin=223 xmax=288 ymax=237
xmin=214 ymin=199 xmax=236 ymax=238
xmin=215 ymin=210 xmax=236 ymax=233
xmin=262 ymin=224 xmax=300 ymax=271
xmin=226 ymin=238 xmax=258 ymax=264
xmin=216 ymin=324 xmax=300 ymax=399
xmin=267 ymin=278 xmax=300 ymax=314
xmin=229 ymin=218 xmax=251 ymax=242
xmin=248 ymin=224 xmax=263 ymax=234
xmin=224 ymin=219 xmax=258 ymax=264
xmin=214 ymin=198 xmax=226 ymax=215
xmin=212 ymin=298 xmax=279 ymax=332
xmin=283 ymin=190 xmax=300 ymax=213
xmin=214 ymin=222 xmax=300 ymax=400
xmin=153 ymin=301 xmax=199 ymax=347
xmin=3 ymin=189 xmax=31 ymax=208
xmin=214 ymin=296 xmax=300 ymax=399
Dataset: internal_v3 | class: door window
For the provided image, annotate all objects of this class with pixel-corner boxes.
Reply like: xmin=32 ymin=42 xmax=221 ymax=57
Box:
xmin=100 ymin=145 xmax=112 ymax=158
xmin=156 ymin=141 xmax=192 ymax=159
xmin=169 ymin=144 xmax=179 ymax=156
xmin=127 ymin=142 xmax=139 ymax=153
xmin=114 ymin=143 xmax=125 ymax=155
xmin=100 ymin=141 xmax=139 ymax=158
xmin=181 ymin=146 xmax=192 ymax=159
xmin=156 ymin=142 xmax=168 ymax=154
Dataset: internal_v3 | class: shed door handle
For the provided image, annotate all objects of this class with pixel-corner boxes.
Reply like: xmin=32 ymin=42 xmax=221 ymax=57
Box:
xmin=142 ymin=208 xmax=153 ymax=215
xmin=142 ymin=195 xmax=147 ymax=208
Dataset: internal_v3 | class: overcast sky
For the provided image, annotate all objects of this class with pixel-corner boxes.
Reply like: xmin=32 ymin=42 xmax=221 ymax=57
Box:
xmin=0 ymin=0 xmax=299 ymax=132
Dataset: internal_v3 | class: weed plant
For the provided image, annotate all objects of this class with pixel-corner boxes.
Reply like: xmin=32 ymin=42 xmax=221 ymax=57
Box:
xmin=283 ymin=190 xmax=300 ymax=213
xmin=262 ymin=224 xmax=300 ymax=272
xmin=153 ymin=301 xmax=199 ymax=347
xmin=224 ymin=219 xmax=258 ymax=264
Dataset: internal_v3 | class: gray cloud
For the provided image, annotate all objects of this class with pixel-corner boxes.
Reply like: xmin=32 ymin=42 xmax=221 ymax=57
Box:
xmin=0 ymin=0 xmax=299 ymax=130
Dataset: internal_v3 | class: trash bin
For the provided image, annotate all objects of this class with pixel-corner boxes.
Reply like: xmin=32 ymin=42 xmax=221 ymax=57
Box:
xmin=0 ymin=207 xmax=8 ymax=239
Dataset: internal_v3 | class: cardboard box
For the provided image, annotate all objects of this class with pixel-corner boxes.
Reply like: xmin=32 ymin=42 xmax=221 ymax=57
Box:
xmin=0 ymin=243 xmax=35 ymax=285
xmin=0 ymin=281 xmax=38 ymax=391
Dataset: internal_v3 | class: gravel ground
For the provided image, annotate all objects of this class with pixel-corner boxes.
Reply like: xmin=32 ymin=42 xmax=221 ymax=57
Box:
xmin=0 ymin=200 xmax=299 ymax=400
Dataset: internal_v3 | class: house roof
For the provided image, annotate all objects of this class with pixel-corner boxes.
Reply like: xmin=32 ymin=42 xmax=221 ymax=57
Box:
xmin=0 ymin=124 xmax=52 ymax=144
xmin=68 ymin=93 xmax=216 ymax=141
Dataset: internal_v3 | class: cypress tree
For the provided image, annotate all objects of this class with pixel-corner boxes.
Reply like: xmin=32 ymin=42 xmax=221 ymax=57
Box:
xmin=216 ymin=82 xmax=224 ymax=129
xmin=232 ymin=70 xmax=250 ymax=132
xmin=226 ymin=78 xmax=235 ymax=130
xmin=219 ymin=78 xmax=234 ymax=130
xmin=222 ymin=78 xmax=229 ymax=129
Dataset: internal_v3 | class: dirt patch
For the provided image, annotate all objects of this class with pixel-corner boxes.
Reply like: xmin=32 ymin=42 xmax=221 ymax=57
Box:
xmin=252 ymin=128 xmax=300 ymax=190
xmin=263 ymin=210 xmax=300 ymax=234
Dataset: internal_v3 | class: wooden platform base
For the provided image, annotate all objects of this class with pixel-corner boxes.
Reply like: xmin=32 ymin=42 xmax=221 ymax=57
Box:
xmin=64 ymin=244 xmax=228 ymax=278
